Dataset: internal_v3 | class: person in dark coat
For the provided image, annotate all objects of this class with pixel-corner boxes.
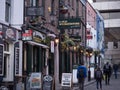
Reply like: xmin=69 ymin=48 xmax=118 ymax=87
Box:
xmin=95 ymin=67 xmax=103 ymax=90
xmin=113 ymin=64 xmax=118 ymax=79
xmin=77 ymin=64 xmax=87 ymax=90
xmin=103 ymin=62 xmax=112 ymax=85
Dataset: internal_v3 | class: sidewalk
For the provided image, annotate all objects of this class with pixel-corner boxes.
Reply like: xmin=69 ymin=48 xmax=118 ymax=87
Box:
xmin=57 ymin=78 xmax=95 ymax=90
xmin=73 ymin=78 xmax=95 ymax=90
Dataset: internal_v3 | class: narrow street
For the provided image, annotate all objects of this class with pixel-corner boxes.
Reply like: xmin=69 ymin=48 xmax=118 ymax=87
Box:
xmin=84 ymin=74 xmax=120 ymax=90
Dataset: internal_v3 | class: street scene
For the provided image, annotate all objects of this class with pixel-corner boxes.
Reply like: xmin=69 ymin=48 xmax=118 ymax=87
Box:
xmin=0 ymin=0 xmax=120 ymax=90
xmin=84 ymin=74 xmax=120 ymax=90
xmin=77 ymin=74 xmax=120 ymax=90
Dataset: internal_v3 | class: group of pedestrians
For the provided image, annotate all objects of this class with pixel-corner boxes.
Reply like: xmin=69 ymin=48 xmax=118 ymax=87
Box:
xmin=76 ymin=62 xmax=119 ymax=90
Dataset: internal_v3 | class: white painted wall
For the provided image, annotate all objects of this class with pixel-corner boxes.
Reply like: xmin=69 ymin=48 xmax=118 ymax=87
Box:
xmin=0 ymin=0 xmax=6 ymax=22
xmin=0 ymin=0 xmax=24 ymax=81
xmin=11 ymin=0 xmax=24 ymax=29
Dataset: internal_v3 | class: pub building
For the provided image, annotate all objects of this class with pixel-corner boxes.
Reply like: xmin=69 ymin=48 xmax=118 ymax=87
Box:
xmin=0 ymin=23 xmax=22 ymax=89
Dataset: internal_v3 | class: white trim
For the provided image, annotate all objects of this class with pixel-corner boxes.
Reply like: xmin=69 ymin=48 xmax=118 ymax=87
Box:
xmin=27 ymin=41 xmax=49 ymax=48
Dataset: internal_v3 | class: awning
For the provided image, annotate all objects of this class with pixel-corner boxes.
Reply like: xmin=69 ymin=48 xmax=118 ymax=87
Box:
xmin=27 ymin=41 xmax=49 ymax=49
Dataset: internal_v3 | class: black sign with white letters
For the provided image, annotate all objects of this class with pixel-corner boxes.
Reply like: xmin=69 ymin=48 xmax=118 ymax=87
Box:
xmin=0 ymin=44 xmax=4 ymax=76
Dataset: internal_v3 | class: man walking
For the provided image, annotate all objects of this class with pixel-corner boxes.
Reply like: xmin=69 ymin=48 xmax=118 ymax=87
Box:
xmin=95 ymin=67 xmax=103 ymax=90
xmin=103 ymin=62 xmax=112 ymax=85
xmin=77 ymin=64 xmax=87 ymax=90
xmin=113 ymin=64 xmax=118 ymax=79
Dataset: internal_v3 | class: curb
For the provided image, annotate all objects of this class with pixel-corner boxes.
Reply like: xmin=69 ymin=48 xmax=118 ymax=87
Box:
xmin=84 ymin=80 xmax=96 ymax=87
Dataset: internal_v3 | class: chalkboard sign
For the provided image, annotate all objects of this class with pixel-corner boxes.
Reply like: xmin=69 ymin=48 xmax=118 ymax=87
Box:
xmin=0 ymin=44 xmax=4 ymax=76
xmin=42 ymin=75 xmax=53 ymax=90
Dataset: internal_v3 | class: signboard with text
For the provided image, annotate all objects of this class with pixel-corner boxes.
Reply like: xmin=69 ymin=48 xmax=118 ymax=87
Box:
xmin=0 ymin=44 xmax=4 ymax=76
xmin=30 ymin=73 xmax=42 ymax=89
xmin=15 ymin=47 xmax=20 ymax=76
xmin=26 ymin=6 xmax=43 ymax=16
xmin=58 ymin=18 xmax=81 ymax=29
xmin=22 ymin=29 xmax=33 ymax=41
xmin=61 ymin=73 xmax=72 ymax=88
xmin=42 ymin=75 xmax=53 ymax=90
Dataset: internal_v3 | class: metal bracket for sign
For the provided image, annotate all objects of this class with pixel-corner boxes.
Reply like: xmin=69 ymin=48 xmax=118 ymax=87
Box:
xmin=0 ymin=44 xmax=4 ymax=76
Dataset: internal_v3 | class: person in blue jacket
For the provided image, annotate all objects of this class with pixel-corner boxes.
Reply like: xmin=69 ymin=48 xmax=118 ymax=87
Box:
xmin=77 ymin=63 xmax=87 ymax=90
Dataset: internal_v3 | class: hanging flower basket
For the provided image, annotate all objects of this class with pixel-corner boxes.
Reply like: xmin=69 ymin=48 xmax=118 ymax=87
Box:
xmin=59 ymin=5 xmax=68 ymax=14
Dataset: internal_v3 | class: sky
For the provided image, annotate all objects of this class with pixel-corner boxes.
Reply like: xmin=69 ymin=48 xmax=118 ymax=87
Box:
xmin=88 ymin=0 xmax=93 ymax=3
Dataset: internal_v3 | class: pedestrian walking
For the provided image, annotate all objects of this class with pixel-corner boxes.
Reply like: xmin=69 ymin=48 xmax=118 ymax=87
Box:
xmin=77 ymin=63 xmax=87 ymax=90
xmin=103 ymin=62 xmax=112 ymax=85
xmin=95 ymin=67 xmax=103 ymax=90
xmin=113 ymin=64 xmax=119 ymax=79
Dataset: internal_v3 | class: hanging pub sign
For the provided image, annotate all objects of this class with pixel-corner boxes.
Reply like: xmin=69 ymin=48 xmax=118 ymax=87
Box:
xmin=0 ymin=44 xmax=4 ymax=76
xmin=22 ymin=29 xmax=33 ymax=41
xmin=58 ymin=18 xmax=81 ymax=29
xmin=2 ymin=25 xmax=16 ymax=41
xmin=33 ymin=31 xmax=44 ymax=43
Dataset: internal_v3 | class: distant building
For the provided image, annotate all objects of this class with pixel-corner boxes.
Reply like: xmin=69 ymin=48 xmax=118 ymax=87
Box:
xmin=92 ymin=0 xmax=120 ymax=64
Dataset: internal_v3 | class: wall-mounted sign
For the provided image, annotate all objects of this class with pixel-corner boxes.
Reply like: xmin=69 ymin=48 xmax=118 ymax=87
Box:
xmin=50 ymin=41 xmax=54 ymax=53
xmin=58 ymin=18 xmax=81 ymax=29
xmin=33 ymin=31 xmax=44 ymax=43
xmin=0 ymin=44 xmax=4 ymax=76
xmin=22 ymin=29 xmax=33 ymax=41
xmin=26 ymin=6 xmax=43 ymax=16
xmin=70 ymin=35 xmax=81 ymax=42
xmin=15 ymin=47 xmax=19 ymax=76
xmin=0 ymin=24 xmax=3 ymax=39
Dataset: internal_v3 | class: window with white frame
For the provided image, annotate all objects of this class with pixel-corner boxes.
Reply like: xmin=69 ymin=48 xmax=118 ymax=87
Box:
xmin=4 ymin=41 xmax=10 ymax=78
xmin=5 ymin=0 xmax=11 ymax=22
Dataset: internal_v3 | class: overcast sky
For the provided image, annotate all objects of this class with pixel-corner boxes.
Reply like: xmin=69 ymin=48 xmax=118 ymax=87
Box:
xmin=88 ymin=0 xmax=93 ymax=3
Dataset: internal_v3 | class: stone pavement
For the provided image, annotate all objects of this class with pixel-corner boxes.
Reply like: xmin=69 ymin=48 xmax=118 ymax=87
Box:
xmin=84 ymin=73 xmax=120 ymax=90
xmin=57 ymin=77 xmax=95 ymax=90
xmin=57 ymin=73 xmax=120 ymax=90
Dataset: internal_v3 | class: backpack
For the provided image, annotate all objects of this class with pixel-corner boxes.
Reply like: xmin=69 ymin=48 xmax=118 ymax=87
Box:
xmin=105 ymin=64 xmax=109 ymax=69
xmin=79 ymin=69 xmax=84 ymax=78
xmin=96 ymin=70 xmax=102 ymax=78
xmin=105 ymin=64 xmax=110 ymax=72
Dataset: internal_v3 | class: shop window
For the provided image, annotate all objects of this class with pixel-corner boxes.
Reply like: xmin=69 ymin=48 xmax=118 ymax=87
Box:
xmin=3 ymin=42 xmax=10 ymax=79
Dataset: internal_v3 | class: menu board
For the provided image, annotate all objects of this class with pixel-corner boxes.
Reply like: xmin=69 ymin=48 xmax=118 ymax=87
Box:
xmin=15 ymin=48 xmax=19 ymax=76
xmin=0 ymin=44 xmax=4 ymax=76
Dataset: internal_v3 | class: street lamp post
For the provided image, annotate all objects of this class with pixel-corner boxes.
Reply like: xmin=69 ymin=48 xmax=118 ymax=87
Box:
xmin=54 ymin=37 xmax=59 ymax=90
xmin=88 ymin=52 xmax=92 ymax=81
xmin=86 ymin=47 xmax=93 ymax=81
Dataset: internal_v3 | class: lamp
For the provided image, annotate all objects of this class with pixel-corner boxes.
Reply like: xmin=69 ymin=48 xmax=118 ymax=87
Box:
xmin=54 ymin=37 xmax=59 ymax=46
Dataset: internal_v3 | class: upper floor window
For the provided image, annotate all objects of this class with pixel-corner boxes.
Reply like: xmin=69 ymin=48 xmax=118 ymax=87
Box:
xmin=113 ymin=42 xmax=118 ymax=49
xmin=4 ymin=41 xmax=9 ymax=51
xmin=30 ymin=0 xmax=39 ymax=7
xmin=5 ymin=0 xmax=11 ymax=22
